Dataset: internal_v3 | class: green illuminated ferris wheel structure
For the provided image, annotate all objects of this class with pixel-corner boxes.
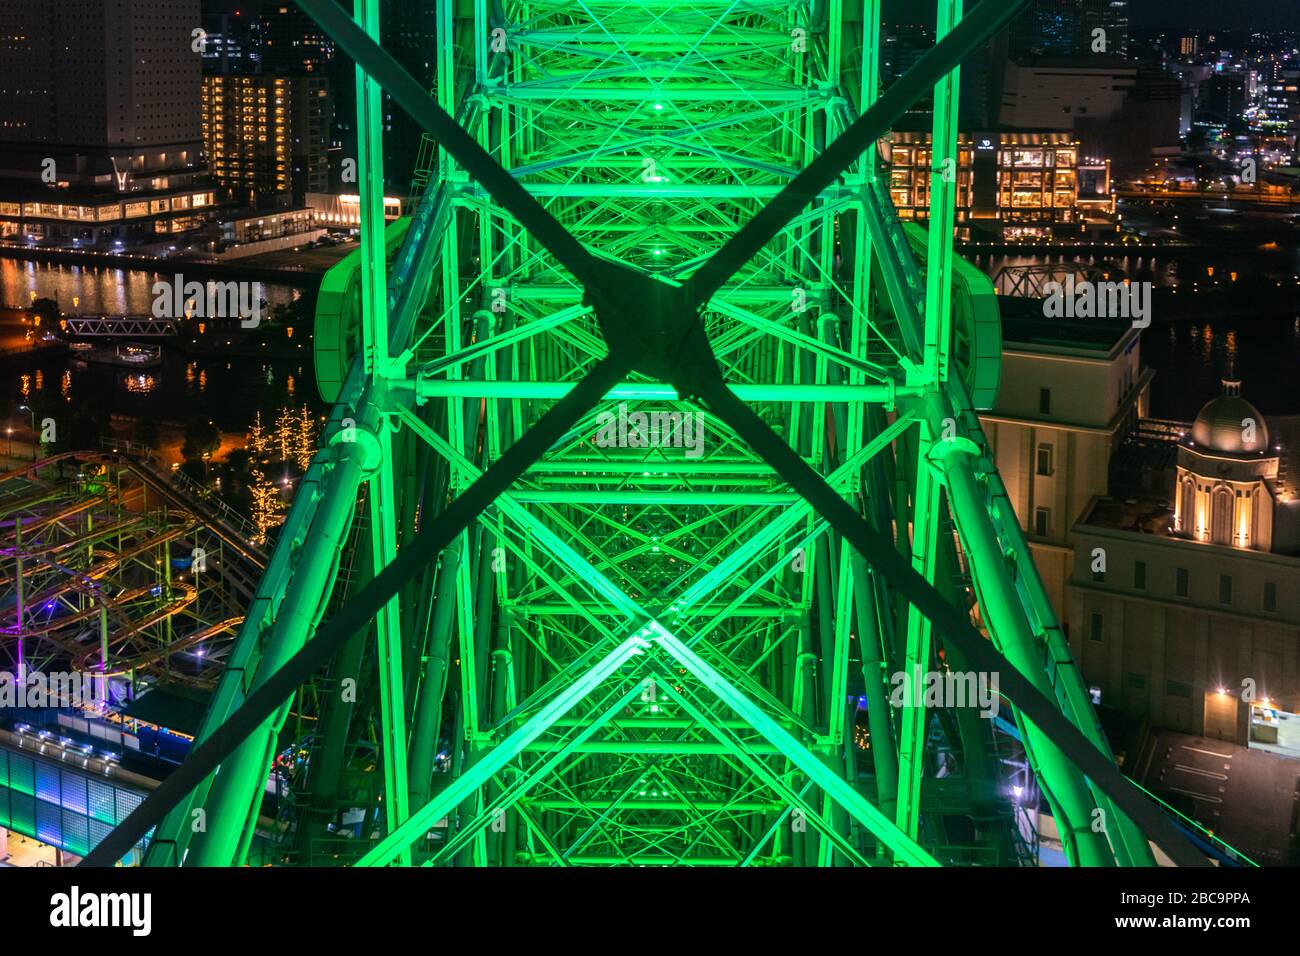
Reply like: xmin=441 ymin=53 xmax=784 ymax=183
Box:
xmin=86 ymin=0 xmax=1215 ymax=867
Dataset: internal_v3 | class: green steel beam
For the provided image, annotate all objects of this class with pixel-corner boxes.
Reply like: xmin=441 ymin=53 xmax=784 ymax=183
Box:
xmin=652 ymin=625 xmax=937 ymax=867
xmin=413 ymin=380 xmax=916 ymax=403
xmin=102 ymin=0 xmax=1208 ymax=871
xmin=356 ymin=633 xmax=649 ymax=865
xmin=353 ymin=0 xmax=411 ymax=865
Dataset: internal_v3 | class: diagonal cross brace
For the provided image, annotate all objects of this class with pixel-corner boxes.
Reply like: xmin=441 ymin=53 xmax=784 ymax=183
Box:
xmin=659 ymin=681 xmax=875 ymax=867
xmin=84 ymin=0 xmax=1198 ymax=868
xmin=361 ymin=621 xmax=933 ymax=868
xmin=356 ymin=632 xmax=650 ymax=866
xmin=651 ymin=625 xmax=937 ymax=867
xmin=80 ymin=351 xmax=635 ymax=866
xmin=416 ymin=678 xmax=652 ymax=867
xmin=695 ymin=380 xmax=1209 ymax=867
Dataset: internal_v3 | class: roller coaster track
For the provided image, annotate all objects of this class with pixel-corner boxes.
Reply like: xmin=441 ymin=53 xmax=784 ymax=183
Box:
xmin=0 ymin=452 xmax=260 ymax=689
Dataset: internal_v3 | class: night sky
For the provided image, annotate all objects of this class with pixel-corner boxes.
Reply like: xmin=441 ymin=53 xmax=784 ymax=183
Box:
xmin=874 ymin=0 xmax=1300 ymax=30
xmin=1127 ymin=0 xmax=1300 ymax=29
xmin=209 ymin=0 xmax=1300 ymax=29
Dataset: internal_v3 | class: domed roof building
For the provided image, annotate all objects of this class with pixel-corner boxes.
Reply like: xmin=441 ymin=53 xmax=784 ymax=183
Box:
xmin=1189 ymin=383 xmax=1271 ymax=456
xmin=1175 ymin=380 xmax=1280 ymax=550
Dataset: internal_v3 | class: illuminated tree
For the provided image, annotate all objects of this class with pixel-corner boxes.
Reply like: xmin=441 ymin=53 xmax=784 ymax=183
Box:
xmin=249 ymin=411 xmax=270 ymax=460
xmin=249 ymin=466 xmax=283 ymax=546
xmin=274 ymin=408 xmax=294 ymax=462
xmin=293 ymin=404 xmax=316 ymax=471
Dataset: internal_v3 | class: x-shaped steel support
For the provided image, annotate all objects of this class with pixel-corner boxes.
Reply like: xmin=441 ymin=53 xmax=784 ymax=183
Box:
xmin=81 ymin=0 xmax=1206 ymax=867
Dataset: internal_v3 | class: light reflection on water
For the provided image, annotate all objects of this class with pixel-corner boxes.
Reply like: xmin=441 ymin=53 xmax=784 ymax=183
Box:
xmin=970 ymin=247 xmax=1300 ymax=420
xmin=0 ymin=261 xmax=322 ymax=430
xmin=13 ymin=351 xmax=321 ymax=432
xmin=122 ymin=372 xmax=158 ymax=394
xmin=1 ymin=256 xmax=1295 ymax=427
xmin=0 ymin=258 xmax=303 ymax=314
xmin=1141 ymin=317 xmax=1300 ymax=421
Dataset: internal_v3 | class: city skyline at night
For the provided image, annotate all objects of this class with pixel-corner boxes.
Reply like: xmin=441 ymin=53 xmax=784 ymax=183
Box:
xmin=0 ymin=0 xmax=1295 ymax=937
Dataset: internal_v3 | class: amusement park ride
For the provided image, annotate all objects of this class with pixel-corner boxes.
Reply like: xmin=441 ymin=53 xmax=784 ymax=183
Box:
xmin=21 ymin=0 xmax=1221 ymax=866
xmin=0 ymin=451 xmax=254 ymax=712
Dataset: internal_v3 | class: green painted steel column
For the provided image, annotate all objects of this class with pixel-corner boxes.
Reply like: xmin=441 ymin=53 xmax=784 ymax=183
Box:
xmin=14 ymin=516 xmax=22 ymax=681
xmin=895 ymin=431 xmax=942 ymax=839
xmin=849 ymin=550 xmax=898 ymax=826
xmin=407 ymin=542 xmax=461 ymax=811
xmin=352 ymin=0 xmax=411 ymax=864
xmin=939 ymin=447 xmax=1117 ymax=866
xmin=182 ymin=400 xmax=381 ymax=866
xmin=925 ymin=0 xmax=962 ymax=383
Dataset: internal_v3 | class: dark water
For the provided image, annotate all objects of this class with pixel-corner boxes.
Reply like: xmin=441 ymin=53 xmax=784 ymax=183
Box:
xmin=968 ymin=243 xmax=1300 ymax=421
xmin=0 ymin=259 xmax=321 ymax=428
xmin=2 ymin=254 xmax=1296 ymax=430
xmin=1141 ymin=316 xmax=1300 ymax=422
xmin=971 ymin=243 xmax=1300 ymax=292
xmin=13 ymin=350 xmax=320 ymax=432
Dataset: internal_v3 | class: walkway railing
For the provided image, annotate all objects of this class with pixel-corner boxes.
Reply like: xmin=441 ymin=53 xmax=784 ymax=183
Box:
xmin=97 ymin=438 xmax=262 ymax=550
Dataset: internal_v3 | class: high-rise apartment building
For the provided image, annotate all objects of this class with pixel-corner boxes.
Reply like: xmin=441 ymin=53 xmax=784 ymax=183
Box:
xmin=0 ymin=0 xmax=218 ymax=247
xmin=381 ymin=0 xmax=438 ymax=192
xmin=260 ymin=3 xmax=334 ymax=74
xmin=200 ymin=11 xmax=262 ymax=76
xmin=260 ymin=0 xmax=350 ymax=188
xmin=201 ymin=75 xmax=332 ymax=207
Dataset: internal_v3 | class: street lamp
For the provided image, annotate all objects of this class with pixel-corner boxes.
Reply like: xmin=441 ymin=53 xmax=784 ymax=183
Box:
xmin=6 ymin=426 xmax=12 ymax=458
xmin=17 ymin=404 xmax=36 ymax=460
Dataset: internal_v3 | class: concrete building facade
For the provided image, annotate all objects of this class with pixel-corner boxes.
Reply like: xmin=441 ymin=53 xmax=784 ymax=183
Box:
xmin=1068 ymin=394 xmax=1300 ymax=741
xmin=978 ymin=316 xmax=1150 ymax=613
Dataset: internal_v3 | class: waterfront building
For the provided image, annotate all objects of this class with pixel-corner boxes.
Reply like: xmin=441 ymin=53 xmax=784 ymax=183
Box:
xmin=1069 ymin=387 xmax=1300 ymax=743
xmin=978 ymin=313 xmax=1300 ymax=750
xmin=0 ymin=0 xmax=219 ymax=249
xmin=305 ymin=192 xmax=404 ymax=227
xmin=881 ymin=129 xmax=1086 ymax=239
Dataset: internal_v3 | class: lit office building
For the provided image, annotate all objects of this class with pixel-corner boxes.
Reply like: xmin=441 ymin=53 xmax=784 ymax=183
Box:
xmin=881 ymin=130 xmax=1083 ymax=239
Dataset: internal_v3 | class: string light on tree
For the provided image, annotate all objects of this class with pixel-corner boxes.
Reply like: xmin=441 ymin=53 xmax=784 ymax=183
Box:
xmin=249 ymin=466 xmax=283 ymax=546
xmin=274 ymin=408 xmax=294 ymax=462
xmin=293 ymin=404 xmax=317 ymax=471
xmin=249 ymin=411 xmax=270 ymax=459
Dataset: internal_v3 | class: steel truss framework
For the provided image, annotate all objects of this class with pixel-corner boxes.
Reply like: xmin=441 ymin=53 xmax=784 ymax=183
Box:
xmin=84 ymin=0 xmax=1211 ymax=867
xmin=0 ymin=454 xmax=252 ymax=690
